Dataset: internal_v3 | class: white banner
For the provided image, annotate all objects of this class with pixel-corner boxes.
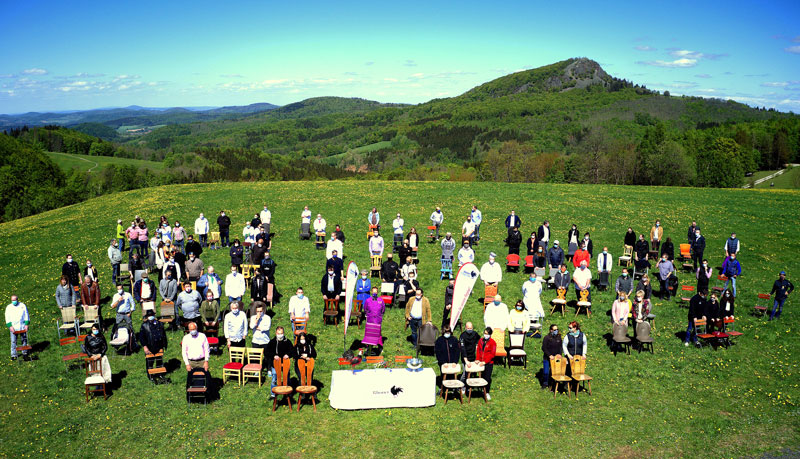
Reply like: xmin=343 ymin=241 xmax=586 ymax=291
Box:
xmin=450 ymin=262 xmax=479 ymax=330
xmin=344 ymin=261 xmax=359 ymax=337
xmin=329 ymin=368 xmax=436 ymax=410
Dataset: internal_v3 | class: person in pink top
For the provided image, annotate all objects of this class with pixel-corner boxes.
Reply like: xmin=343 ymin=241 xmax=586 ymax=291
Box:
xmin=137 ymin=223 xmax=150 ymax=258
xmin=611 ymin=293 xmax=631 ymax=326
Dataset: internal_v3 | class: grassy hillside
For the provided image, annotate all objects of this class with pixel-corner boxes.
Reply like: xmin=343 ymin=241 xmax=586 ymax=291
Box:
xmin=0 ymin=182 xmax=798 ymax=457
xmin=752 ymin=165 xmax=800 ymax=189
xmin=46 ymin=151 xmax=165 ymax=173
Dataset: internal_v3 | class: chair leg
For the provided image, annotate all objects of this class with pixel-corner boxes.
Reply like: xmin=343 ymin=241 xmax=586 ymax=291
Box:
xmin=444 ymin=389 xmax=449 ymax=404
xmin=297 ymin=396 xmax=302 ymax=412
xmin=287 ymin=395 xmax=293 ymax=411
xmin=85 ymin=385 xmax=89 ymax=403
xmin=553 ymin=382 xmax=558 ymax=399
xmin=272 ymin=397 xmax=277 ymax=412
xmin=468 ymin=388 xmax=472 ymax=403
xmin=311 ymin=395 xmax=317 ymax=412
xmin=587 ymin=381 xmax=592 ymax=395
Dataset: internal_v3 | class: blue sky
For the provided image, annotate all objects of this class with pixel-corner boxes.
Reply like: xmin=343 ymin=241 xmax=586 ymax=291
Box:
xmin=1 ymin=0 xmax=799 ymax=113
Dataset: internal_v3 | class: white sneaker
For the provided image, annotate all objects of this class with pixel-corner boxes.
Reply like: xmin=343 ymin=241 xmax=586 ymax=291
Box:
xmin=460 ymin=388 xmax=466 ymax=394
xmin=684 ymin=342 xmax=689 ymax=347
xmin=485 ymin=394 xmax=492 ymax=401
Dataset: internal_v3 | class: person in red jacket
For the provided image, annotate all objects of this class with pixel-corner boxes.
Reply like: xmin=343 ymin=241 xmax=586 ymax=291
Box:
xmin=476 ymin=326 xmax=497 ymax=400
xmin=572 ymin=242 xmax=591 ymax=269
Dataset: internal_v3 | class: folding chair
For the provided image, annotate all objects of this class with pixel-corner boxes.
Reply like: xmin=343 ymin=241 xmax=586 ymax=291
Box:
xmin=694 ymin=318 xmax=718 ymax=349
xmin=755 ymin=293 xmax=770 ymax=316
xmin=243 ymin=347 xmax=264 ymax=387
xmin=222 ymin=347 xmax=245 ymax=386
xmin=618 ymin=245 xmax=633 ymax=268
xmin=508 ymin=331 xmax=527 ymax=368
xmin=506 ymin=254 xmax=520 ymax=272
xmin=491 ymin=328 xmax=507 ymax=368
xmin=271 ymin=357 xmax=294 ymax=411
xmin=712 ymin=275 xmax=727 ymax=295
xmin=80 ymin=306 xmax=100 ymax=334
xmin=110 ymin=325 xmax=132 ymax=355
xmin=440 ymin=257 xmax=453 ymax=280
xmin=570 ymin=355 xmax=593 ymax=397
xmin=549 ymin=356 xmax=571 ymax=399
xmin=370 ymin=255 xmax=382 ymax=278
xmin=576 ymin=289 xmax=592 ymax=317
xmin=678 ymin=285 xmax=695 ymax=307
xmin=323 ymin=298 xmax=339 ymax=325
xmin=58 ymin=306 xmax=79 ymax=339
xmin=296 ymin=358 xmax=318 ymax=411
xmin=723 ymin=317 xmax=743 ymax=342
xmin=394 ymin=355 xmax=412 ymax=368
xmin=84 ymin=357 xmax=108 ymax=402
xmin=186 ymin=370 xmax=208 ymax=405
xmin=117 ymin=263 xmax=131 ymax=287
xmin=551 ymin=287 xmax=567 ymax=316
xmin=145 ymin=352 xmax=168 ymax=383
xmin=427 ymin=226 xmax=437 ymax=243
xmin=208 ymin=231 xmax=221 ymax=249
xmin=61 ymin=336 xmax=87 ymax=372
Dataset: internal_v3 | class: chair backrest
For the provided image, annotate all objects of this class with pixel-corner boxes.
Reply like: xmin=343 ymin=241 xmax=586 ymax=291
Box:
xmin=160 ymin=301 xmax=175 ymax=317
xmin=757 ymin=293 xmax=770 ymax=300
xmin=557 ymin=287 xmax=566 ymax=300
xmin=485 ymin=284 xmax=498 ymax=298
xmin=114 ymin=326 xmax=130 ymax=342
xmin=61 ymin=306 xmax=77 ymax=323
xmin=120 ymin=263 xmax=129 ymax=272
xmin=508 ymin=331 xmax=525 ymax=349
xmin=418 ymin=323 xmax=439 ymax=346
xmin=352 ymin=300 xmax=363 ymax=314
xmin=723 ymin=317 xmax=735 ymax=324
xmin=60 ymin=336 xmax=77 ymax=346
xmin=441 ymin=257 xmax=452 ymax=269
xmin=293 ymin=318 xmax=308 ymax=339
xmin=85 ymin=357 xmax=102 ymax=376
xmin=324 ymin=298 xmax=338 ymax=311
xmin=717 ymin=275 xmax=728 ymax=281
xmin=693 ymin=318 xmax=707 ymax=328
xmin=491 ymin=328 xmax=505 ymax=350
xmin=524 ymin=255 xmax=534 ymax=267
xmin=612 ymin=323 xmax=628 ymax=340
xmin=365 ymin=356 xmax=384 ymax=364
xmin=337 ymin=357 xmax=351 ymax=366
xmin=189 ymin=369 xmax=207 ymax=388
xmin=635 ymin=321 xmax=652 ymax=340
xmin=680 ymin=244 xmax=691 ymax=255
xmin=229 ymin=346 xmax=245 ymax=363
xmin=549 ymin=355 xmax=567 ymax=376
xmin=622 ymin=245 xmax=633 ymax=257
xmin=298 ymin=357 xmax=315 ymax=385
xmin=506 ymin=254 xmax=520 ymax=265
xmin=570 ymin=355 xmax=586 ymax=376
xmin=579 ymin=289 xmax=590 ymax=303
xmin=682 ymin=285 xmax=695 ymax=293
xmin=371 ymin=255 xmax=382 ymax=268
xmin=381 ymin=283 xmax=394 ymax=294
xmin=84 ymin=305 xmax=99 ymax=322
xmin=276 ymin=357 xmax=291 ymax=386
xmin=246 ymin=347 xmax=264 ymax=366
xmin=394 ymin=355 xmax=412 ymax=366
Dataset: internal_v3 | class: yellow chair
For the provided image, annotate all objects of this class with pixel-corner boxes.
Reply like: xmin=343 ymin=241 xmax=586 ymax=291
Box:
xmin=482 ymin=284 xmax=498 ymax=311
xmin=271 ymin=357 xmax=294 ymax=411
xmin=491 ymin=328 xmax=507 ymax=367
xmin=222 ymin=347 xmax=245 ymax=386
xmin=549 ymin=355 xmax=572 ymax=399
xmin=551 ymin=287 xmax=567 ymax=316
xmin=570 ymin=355 xmax=593 ymax=397
xmin=370 ymin=255 xmax=382 ymax=277
xmin=296 ymin=358 xmax=318 ymax=412
xmin=208 ymin=231 xmax=221 ymax=249
xmin=618 ymin=245 xmax=633 ymax=267
xmin=576 ymin=289 xmax=592 ymax=317
xmin=243 ymin=347 xmax=264 ymax=387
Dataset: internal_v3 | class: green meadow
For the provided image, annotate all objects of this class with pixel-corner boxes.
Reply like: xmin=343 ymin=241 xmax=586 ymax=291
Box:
xmin=46 ymin=151 xmax=165 ymax=173
xmin=0 ymin=181 xmax=798 ymax=458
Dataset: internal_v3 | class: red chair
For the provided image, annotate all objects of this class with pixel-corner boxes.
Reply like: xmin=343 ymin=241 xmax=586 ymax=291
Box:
xmin=678 ymin=285 xmax=695 ymax=305
xmin=506 ymin=254 xmax=520 ymax=272
xmin=755 ymin=293 xmax=770 ymax=316
xmin=712 ymin=275 xmax=727 ymax=295
xmin=524 ymin=255 xmax=535 ymax=272
xmin=723 ymin=317 xmax=743 ymax=341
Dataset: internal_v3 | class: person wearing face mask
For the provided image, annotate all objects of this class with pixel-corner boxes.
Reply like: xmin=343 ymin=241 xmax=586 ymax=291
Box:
xmin=81 ymin=275 xmax=102 ymax=327
xmin=108 ymin=239 xmax=122 ymax=285
xmin=403 ymin=272 xmax=420 ymax=301
xmin=397 ymin=240 xmax=412 ymax=267
xmin=721 ymin=253 xmax=742 ymax=297
xmin=480 ymin=253 xmax=503 ymax=288
xmin=288 ymin=288 xmax=311 ymax=332
xmin=362 ymin=287 xmax=386 ymax=349
xmin=475 ymin=326 xmax=496 ymax=400
xmin=634 ymin=234 xmax=651 ymax=272
xmin=572 ymin=261 xmax=592 ymax=306
xmin=526 ymin=232 xmax=538 ymax=256
xmin=660 ymin=237 xmax=675 ymax=261
xmin=294 ymin=332 xmax=316 ymax=387
xmin=160 ymin=269 xmax=178 ymax=306
xmin=224 ymin=301 xmax=247 ymax=348
xmin=159 ymin=222 xmax=173 ymax=245
xmin=720 ymin=288 xmax=735 ymax=320
xmin=251 ymin=237 xmax=267 ymax=265
xmin=5 ymin=295 xmax=29 ymax=360
xmin=162 ymin=255 xmax=181 ymax=283
xmin=562 ymin=321 xmax=587 ymax=360
xmin=691 ymin=229 xmax=705 ymax=271
xmin=536 ymin=221 xmax=550 ymax=252
xmin=461 ymin=215 xmax=477 ymax=247
xmin=225 ymin=265 xmax=246 ymax=304
xmin=508 ymin=300 xmax=531 ymax=334
xmin=566 ymin=224 xmax=580 ymax=260
xmin=62 ymin=254 xmax=81 ymax=292
xmin=405 ymin=288 xmax=432 ymax=347
xmin=326 ymin=251 xmax=344 ymax=279
xmin=325 ymin=233 xmax=343 ymax=260
xmin=582 ymin=233 xmax=594 ymax=258
xmin=650 ymin=220 xmax=663 ymax=252
xmin=554 ymin=264 xmax=571 ymax=293
xmin=636 ymin=274 xmax=652 ymax=300
xmin=706 ymin=293 xmax=723 ymax=332
xmin=380 ymin=253 xmax=401 ymax=297
xmin=632 ymin=290 xmax=651 ymax=325
xmin=483 ymin=294 xmax=509 ymax=332
xmin=546 ymin=240 xmax=565 ymax=272
xmin=687 ymin=221 xmax=700 ymax=245
xmin=769 ymin=271 xmax=793 ymax=321
xmin=250 ymin=270 xmax=269 ymax=307
xmin=266 ymin=326 xmax=295 ymax=398
xmin=185 ymin=252 xmax=205 ymax=282
xmin=392 ymin=213 xmax=405 ymax=249
xmin=134 ymin=273 xmax=157 ymax=319
xmin=321 ymin=269 xmax=343 ymax=304
xmin=430 ymin=206 xmax=443 ymax=240
xmin=522 ymin=273 xmax=544 ymax=322
xmin=111 ymin=284 xmax=135 ymax=330
xmin=139 ymin=310 xmax=168 ymax=371
xmin=217 ymin=210 xmax=232 ymax=248
xmin=435 ymin=325 xmax=461 ymax=368
xmin=504 ymin=210 xmax=522 ymax=241
xmin=259 ymin=205 xmax=272 ymax=235
xmin=406 ymin=228 xmax=419 ymax=252
xmin=657 ymin=254 xmax=676 ymax=300
xmin=356 ymin=270 xmax=371 ymax=305
xmin=369 ymin=230 xmax=385 ymax=257
xmin=250 ymin=304 xmax=271 ymax=350
xmin=441 ymin=232 xmax=456 ymax=262
xmin=173 ymin=221 xmax=185 ymax=254
xmin=541 ymin=324 xmax=562 ymax=389
xmin=533 ymin=245 xmax=547 ymax=269
xmin=457 ymin=242 xmax=475 ymax=267
xmin=176 ymin=282 xmax=203 ymax=330
xmin=197 ymin=266 xmax=223 ymax=301
xmin=229 ymin=239 xmax=244 ymax=272
xmin=313 ymin=214 xmax=327 ymax=238
xmin=56 ymin=275 xmax=76 ymax=310
xmin=181 ymin=322 xmax=210 ymax=388
xmin=696 ymin=259 xmax=713 ymax=293
xmin=442 ymin=279 xmax=455 ymax=330
xmin=83 ymin=259 xmax=98 ymax=284
xmin=199 ymin=291 xmax=220 ymax=334
xmin=300 ymin=206 xmax=312 ymax=228
xmin=194 ymin=213 xmax=209 ymax=248
xmin=615 ymin=268 xmax=633 ymax=299
xmin=185 ymin=234 xmax=203 ymax=259
xmin=624 ymin=227 xmax=637 ymax=249
xmin=685 ymin=289 xmax=708 ymax=347
xmin=597 ymin=247 xmax=613 ymax=291
xmin=612 ymin=293 xmax=631 ymax=326
xmin=572 ymin=242 xmax=591 ymax=270
xmin=401 ymin=256 xmax=417 ymax=282
xmin=83 ymin=323 xmax=112 ymax=383
xmin=243 ymin=221 xmax=257 ymax=252
xmin=137 ymin=222 xmax=150 ymax=258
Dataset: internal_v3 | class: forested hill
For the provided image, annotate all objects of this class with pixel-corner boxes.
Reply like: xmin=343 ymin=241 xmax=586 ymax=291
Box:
xmin=125 ymin=58 xmax=800 ymax=186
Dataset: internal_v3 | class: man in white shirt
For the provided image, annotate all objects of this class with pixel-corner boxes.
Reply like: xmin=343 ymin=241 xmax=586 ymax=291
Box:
xmin=462 ymin=216 xmax=477 ymax=246
xmin=483 ymin=294 xmax=509 ymax=331
xmin=392 ymin=213 xmax=405 ymax=249
xmin=259 ymin=205 xmax=272 ymax=235
xmin=596 ymin=246 xmax=613 ymax=291
xmin=182 ymin=321 xmax=209 ymax=387
xmin=243 ymin=222 xmax=257 ymax=247
xmin=457 ymin=242 xmax=475 ymax=267
xmin=480 ymin=252 xmax=503 ymax=286
xmin=313 ymin=214 xmax=326 ymax=234
xmin=225 ymin=265 xmax=246 ymax=303
xmin=111 ymin=284 xmax=135 ymax=330
xmin=5 ymin=296 xmax=29 ymax=360
xmin=326 ymin=233 xmax=343 ymax=260
xmin=194 ymin=213 xmax=209 ymax=247
xmin=369 ymin=230 xmax=385 ymax=256
xmin=471 ymin=205 xmax=483 ymax=241
xmin=250 ymin=303 xmax=271 ymax=349
xmin=288 ymin=287 xmax=311 ymax=332
xmin=301 ymin=206 xmax=312 ymax=224
xmin=430 ymin=207 xmax=443 ymax=239
xmin=224 ymin=301 xmax=247 ymax=348
xmin=573 ymin=261 xmax=593 ymax=306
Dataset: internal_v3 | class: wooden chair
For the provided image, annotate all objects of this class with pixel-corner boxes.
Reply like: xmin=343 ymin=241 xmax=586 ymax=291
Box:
xmin=551 ymin=287 xmax=567 ymax=316
xmin=80 ymin=305 xmax=100 ymax=333
xmin=349 ymin=300 xmax=363 ymax=328
xmin=549 ymin=355 xmax=571 ymax=399
xmin=208 ymin=231 xmax=221 ymax=249
xmin=145 ymin=352 xmax=167 ymax=382
xmin=271 ymin=357 xmax=294 ymax=411
xmin=243 ymin=347 xmax=264 ymax=387
xmin=465 ymin=362 xmax=488 ymax=403
xmin=315 ymin=231 xmax=326 ymax=250
xmin=427 ymin=226 xmax=437 ymax=243
xmin=61 ymin=336 xmax=87 ymax=372
xmin=117 ymin=263 xmax=132 ymax=288
xmin=293 ymin=317 xmax=308 ymax=344
xmin=159 ymin=301 xmax=176 ymax=329
xmin=618 ymin=245 xmax=633 ymax=267
xmin=612 ymin=323 xmax=632 ymax=355
xmin=440 ymin=257 xmax=453 ymax=280
xmin=679 ymin=244 xmax=693 ymax=271
xmin=296 ymin=358 xmax=318 ymax=411
xmin=508 ymin=331 xmax=527 ymax=368
xmin=440 ymin=363 xmax=464 ymax=404
xmin=483 ymin=284 xmax=498 ymax=311
xmin=570 ymin=355 xmax=593 ymax=397
xmin=712 ymin=275 xmax=727 ymax=295
xmin=506 ymin=254 xmax=520 ymax=272
xmin=411 ymin=246 xmax=419 ymax=263
xmin=678 ymin=285 xmax=695 ymax=306
xmin=323 ymin=298 xmax=339 ymax=325
xmin=370 ymin=255 xmax=382 ymax=277
xmin=694 ymin=318 xmax=718 ymax=349
xmin=754 ymin=293 xmax=770 ymax=316
xmin=367 ymin=224 xmax=378 ymax=241
xmin=222 ymin=347 xmax=245 ymax=386
xmin=84 ymin=357 xmax=107 ymax=402
xmin=186 ymin=369 xmax=208 ymax=405
xmin=491 ymin=328 xmax=507 ymax=367
xmin=723 ymin=317 xmax=743 ymax=342
xmin=58 ymin=306 xmax=79 ymax=339
xmin=576 ymin=289 xmax=592 ymax=317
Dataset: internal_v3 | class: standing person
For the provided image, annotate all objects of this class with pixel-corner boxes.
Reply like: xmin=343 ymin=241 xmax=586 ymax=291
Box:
xmin=597 ymin=247 xmax=613 ymax=289
xmin=572 ymin=242 xmax=591 ymax=269
xmin=250 ymin=271 xmax=269 ymax=305
xmin=259 ymin=205 xmax=272 ymax=235
xmin=691 ymin=229 xmax=705 ymax=271
xmin=769 ymin=271 xmax=794 ymax=321
xmin=405 ymin=288 xmax=432 ymax=347
xmin=505 ymin=210 xmax=522 ymax=237
xmin=108 ymin=239 xmax=122 ymax=285
xmin=181 ymin=322 xmax=210 ymax=388
xmin=687 ymin=221 xmax=700 ymax=246
xmin=614 ymin=269 xmax=634 ymax=299
xmin=582 ymin=233 xmax=594 ymax=258
xmin=333 ymin=224 xmax=346 ymax=244
xmin=82 ymin=323 xmax=112 ymax=383
xmin=612 ymin=293 xmax=631 ymax=326
xmin=56 ymin=275 xmax=76 ymax=309
xmin=457 ymin=242 xmax=475 ymax=267
xmin=137 ymin=222 xmax=150 ymax=258
xmin=636 ymin=275 xmax=653 ymax=300
xmin=140 ymin=310 xmax=168 ymax=369
xmin=441 ymin=232 xmax=456 ymax=262
xmin=367 ymin=207 xmax=380 ymax=230
xmin=475 ymin=326 xmax=496 ymax=400
xmin=194 ymin=213 xmax=209 ymax=248
xmin=83 ymin=259 xmax=98 ymax=284
xmin=461 ymin=216 xmax=476 ymax=247
xmin=325 ymin=233 xmax=343 ymax=260
xmin=480 ymin=253 xmax=502 ymax=289
xmin=697 ymin=259 xmax=713 ymax=293
xmin=685 ymin=290 xmax=707 ymax=347
xmin=362 ymin=287 xmax=386 ymax=348
xmin=541 ymin=324 xmax=561 ymax=389
xmin=724 ymin=232 xmax=740 ymax=258
xmin=5 ymin=295 xmax=29 ymax=360
xmin=547 ymin=241 xmax=565 ymax=272
xmin=177 ymin=282 xmax=203 ymax=330
xmin=249 ymin=303 xmax=272 ymax=351
xmin=185 ymin=252 xmax=204 ymax=282
xmin=288 ymin=287 xmax=311 ymax=332
xmin=650 ymin=220 xmax=663 ymax=252
xmin=562 ymin=321 xmax=587 ymax=360
xmin=537 ymin=221 xmax=550 ymax=252
xmin=483 ymin=294 xmax=509 ymax=331
xmin=320 ymin=268 xmax=342 ymax=305
xmin=522 ymin=272 xmax=545 ymax=322
xmin=229 ymin=239 xmax=244 ymax=272
xmin=224 ymin=301 xmax=247 ymax=348
xmin=224 ymin=265 xmax=246 ymax=304
xmin=721 ymin=253 xmax=742 ymax=297
xmin=126 ymin=221 xmax=139 ymax=255
xmin=369 ymin=230 xmax=384 ymax=257
xmin=554 ymin=264 xmax=571 ymax=294
xmin=266 ymin=327 xmax=295 ymax=398
xmin=80 ymin=276 xmax=102 ymax=326
xmin=442 ymin=279 xmax=455 ymax=330
xmin=159 ymin=269 xmax=178 ymax=310
xmin=301 ymin=206 xmax=312 ymax=228
xmin=471 ymin=205 xmax=482 ymax=241
xmin=434 ymin=326 xmax=461 ymax=368
xmin=111 ymin=284 xmax=135 ymax=330
xmin=573 ymin=261 xmax=592 ymax=305
xmin=217 ymin=211 xmax=231 ymax=248
xmin=430 ymin=207 xmax=443 ymax=240
xmin=624 ymin=227 xmax=637 ymax=248
xmin=197 ymin=267 xmax=222 ymax=301
xmin=526 ymin=232 xmax=538 ymax=256
xmin=356 ymin=270 xmax=371 ymax=305
xmin=380 ymin=253 xmax=401 ymax=296
xmin=185 ymin=234 xmax=203 ymax=259
xmin=133 ymin=273 xmax=157 ymax=318
xmin=660 ymin=237 xmax=675 ymax=261
xmin=720 ymin=289 xmax=735 ymax=319
xmin=507 ymin=227 xmax=522 ymax=255
xmin=115 ymin=219 xmax=126 ymax=252
xmin=173 ymin=221 xmax=185 ymax=254
xmin=62 ymin=254 xmax=81 ymax=292
xmin=458 ymin=322 xmax=479 ymax=388
xmin=657 ymin=254 xmax=676 ymax=300
xmin=392 ymin=213 xmax=405 ymax=249
xmin=200 ymin=290 xmax=221 ymax=334
xmin=508 ymin=300 xmax=531 ymax=334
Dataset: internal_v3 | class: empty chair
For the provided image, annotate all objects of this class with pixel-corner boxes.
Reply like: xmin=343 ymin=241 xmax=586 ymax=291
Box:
xmin=618 ymin=245 xmax=633 ymax=268
xmin=84 ymin=358 xmax=108 ymax=402
xmin=575 ymin=289 xmax=592 ymax=317
xmin=492 ymin=328 xmax=508 ymax=368
xmin=508 ymin=331 xmax=527 ymax=368
xmin=549 ymin=355 xmax=571 ymax=399
xmin=109 ymin=325 xmax=133 ymax=355
xmin=635 ymin=321 xmax=654 ymax=354
xmin=323 ymin=298 xmax=340 ymax=325
xmin=243 ymin=347 xmax=264 ymax=387
xmin=570 ymin=355 xmax=593 ymax=397
xmin=611 ymin=323 xmax=631 ymax=355
xmin=58 ymin=306 xmax=79 ymax=339
xmin=186 ymin=369 xmax=208 ymax=405
xmin=222 ymin=347 xmax=245 ymax=386
xmin=551 ymin=287 xmax=567 ymax=316
xmin=440 ymin=257 xmax=453 ymax=280
xmin=80 ymin=306 xmax=100 ymax=334
xmin=506 ymin=254 xmax=520 ymax=272
xmin=145 ymin=352 xmax=168 ymax=383
xmin=440 ymin=363 xmax=464 ymax=404
xmin=465 ymin=362 xmax=488 ymax=403
xmin=296 ymin=357 xmax=318 ymax=411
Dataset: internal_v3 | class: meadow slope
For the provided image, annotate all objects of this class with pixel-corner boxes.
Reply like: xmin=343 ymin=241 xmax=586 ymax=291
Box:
xmin=0 ymin=181 xmax=798 ymax=458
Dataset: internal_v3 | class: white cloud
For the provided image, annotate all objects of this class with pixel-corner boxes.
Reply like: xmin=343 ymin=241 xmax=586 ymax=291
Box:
xmin=0 ymin=74 xmax=15 ymax=78
xmin=637 ymin=58 xmax=698 ymax=68
xmin=669 ymin=49 xmax=728 ymax=60
xmin=785 ymin=45 xmax=800 ymax=54
xmin=220 ymin=73 xmax=244 ymax=78
xmin=383 ymin=78 xmax=398 ymax=83
xmin=634 ymin=45 xmax=656 ymax=51
xmin=403 ymin=59 xmax=417 ymax=67
xmin=695 ymin=73 xmax=712 ymax=78
xmin=22 ymin=68 xmax=48 ymax=75
xmin=112 ymin=74 xmax=141 ymax=83
xmin=364 ymin=61 xmax=374 ymax=66
xmin=762 ymin=82 xmax=788 ymax=87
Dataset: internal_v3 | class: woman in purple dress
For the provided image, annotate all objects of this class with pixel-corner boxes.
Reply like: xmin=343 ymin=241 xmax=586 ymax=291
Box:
xmin=362 ymin=286 xmax=386 ymax=351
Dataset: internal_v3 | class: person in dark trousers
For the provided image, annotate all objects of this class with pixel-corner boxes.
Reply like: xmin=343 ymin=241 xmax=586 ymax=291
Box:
xmin=507 ymin=227 xmax=522 ymax=255
xmin=691 ymin=229 xmax=705 ymax=271
xmin=624 ymin=227 xmax=636 ymax=248
xmin=185 ymin=235 xmax=203 ymax=259
xmin=458 ymin=322 xmax=479 ymax=386
xmin=217 ymin=211 xmax=231 ymax=247
xmin=434 ymin=326 xmax=461 ymax=368
xmin=321 ymin=269 xmax=342 ymax=302
xmin=475 ymin=326 xmax=497 ymax=400
xmin=139 ymin=310 xmax=168 ymax=370
xmin=541 ymin=324 xmax=562 ymax=389
xmin=769 ymin=271 xmax=794 ymax=321
xmin=660 ymin=237 xmax=675 ymax=261
xmin=229 ymin=239 xmax=244 ymax=272
xmin=62 ymin=254 xmax=82 ymax=291
xmin=687 ymin=221 xmax=700 ymax=246
xmin=442 ymin=279 xmax=455 ymax=330
xmin=685 ymin=290 xmax=707 ymax=347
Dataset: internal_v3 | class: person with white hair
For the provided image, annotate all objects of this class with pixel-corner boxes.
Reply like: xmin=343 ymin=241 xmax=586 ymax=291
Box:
xmin=457 ymin=242 xmax=475 ymax=267
xmin=522 ymin=271 xmax=545 ymax=321
xmin=429 ymin=207 xmax=443 ymax=239
xmin=483 ymin=294 xmax=509 ymax=331
xmin=194 ymin=213 xmax=209 ymax=247
xmin=480 ymin=252 xmax=503 ymax=287
xmin=573 ymin=260 xmax=593 ymax=307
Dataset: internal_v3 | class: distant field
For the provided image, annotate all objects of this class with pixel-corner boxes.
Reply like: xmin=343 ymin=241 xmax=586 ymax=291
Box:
xmin=752 ymin=165 xmax=800 ymax=189
xmin=349 ymin=140 xmax=391 ymax=154
xmin=46 ymin=151 xmax=165 ymax=172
